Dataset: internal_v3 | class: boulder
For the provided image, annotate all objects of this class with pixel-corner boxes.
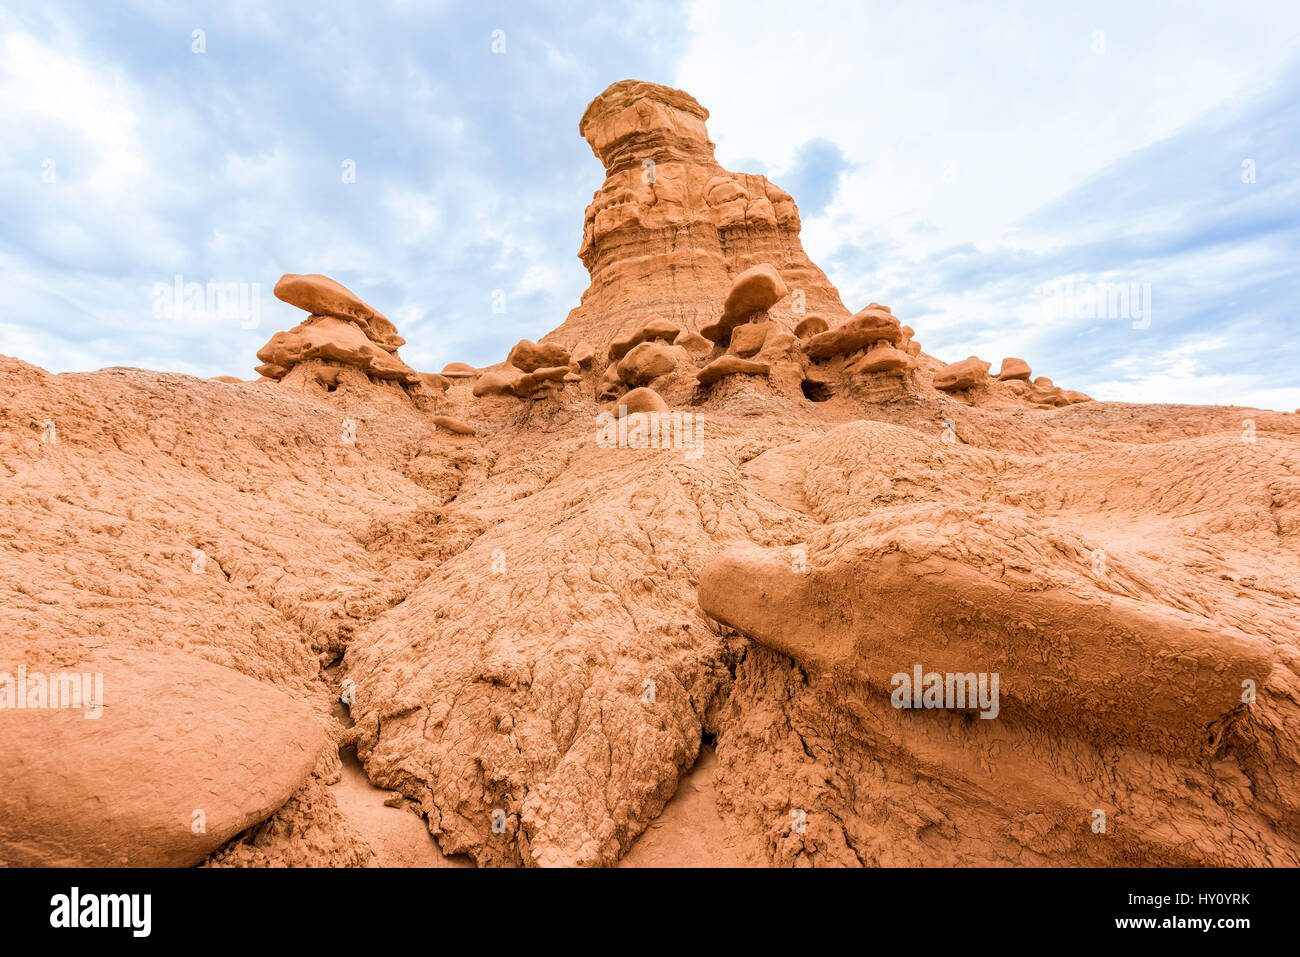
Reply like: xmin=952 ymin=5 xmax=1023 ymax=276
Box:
xmin=511 ymin=365 xmax=572 ymax=398
xmin=508 ymin=340 xmax=571 ymax=373
xmin=0 ymin=647 xmax=325 ymax=866
xmin=933 ymin=356 xmax=991 ymax=392
xmin=617 ymin=342 xmax=678 ymax=385
xmin=998 ymin=358 xmax=1032 ymax=381
xmin=697 ymin=355 xmax=771 ymax=386
xmin=849 ymin=345 xmax=912 ymax=374
xmin=472 ymin=369 xmax=521 ymax=398
xmin=794 ymin=315 xmax=830 ymax=339
xmin=674 ymin=330 xmax=713 ymax=357
xmin=273 ymin=273 xmax=404 ymax=350
xmin=608 ymin=317 xmax=682 ymax=361
xmin=441 ymin=362 xmax=478 ymax=378
xmin=803 ymin=308 xmax=903 ymax=360
xmin=598 ymin=363 xmax=623 ymax=400
xmin=723 ymin=264 xmax=788 ymax=319
xmin=800 ymin=308 xmax=904 ymax=361
xmin=432 ymin=415 xmax=476 ymax=435
xmin=729 ymin=322 xmax=770 ymax=358
xmin=703 ymin=264 xmax=790 ymax=343
xmin=256 ymin=316 xmax=420 ymax=384
xmin=613 ymin=386 xmax=670 ymax=415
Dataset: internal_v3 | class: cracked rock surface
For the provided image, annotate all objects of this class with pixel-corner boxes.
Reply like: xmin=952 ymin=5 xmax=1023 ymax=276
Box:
xmin=3 ymin=79 xmax=1298 ymax=867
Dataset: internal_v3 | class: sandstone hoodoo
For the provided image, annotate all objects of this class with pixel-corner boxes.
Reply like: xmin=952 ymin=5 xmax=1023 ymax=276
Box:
xmin=274 ymin=273 xmax=406 ymax=350
xmin=803 ymin=307 xmax=905 ymax=361
xmin=608 ymin=316 xmax=681 ymax=362
xmin=507 ymin=339 xmax=571 ymax=373
xmin=849 ymin=344 xmax=912 ymax=374
xmin=701 ymin=264 xmax=790 ymax=344
xmin=256 ymin=273 xmax=421 ymax=387
xmin=997 ymin=357 xmax=1032 ymax=381
xmin=556 ymin=80 xmax=852 ymax=358
xmin=932 ymin=355 xmax=992 ymax=392
xmin=696 ymin=355 xmax=770 ymax=387
xmin=5 ymin=77 xmax=1298 ymax=874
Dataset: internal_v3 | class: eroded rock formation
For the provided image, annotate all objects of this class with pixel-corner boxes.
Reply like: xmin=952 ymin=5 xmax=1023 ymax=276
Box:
xmin=3 ymin=79 xmax=1296 ymax=870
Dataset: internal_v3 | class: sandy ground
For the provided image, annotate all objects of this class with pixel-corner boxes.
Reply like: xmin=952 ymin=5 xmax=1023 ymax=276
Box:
xmin=618 ymin=745 xmax=766 ymax=868
xmin=331 ymin=748 xmax=471 ymax=868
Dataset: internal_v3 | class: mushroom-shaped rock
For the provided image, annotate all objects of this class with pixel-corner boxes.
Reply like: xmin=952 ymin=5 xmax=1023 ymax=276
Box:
xmin=794 ymin=315 xmax=830 ymax=339
xmin=613 ymin=386 xmax=669 ymax=415
xmin=697 ymin=355 xmax=770 ymax=386
xmin=256 ymin=316 xmax=420 ymax=384
xmin=571 ymin=342 xmax=595 ymax=368
xmin=617 ymin=341 xmax=677 ymax=385
xmin=1 ymin=647 xmax=326 ymax=866
xmin=511 ymin=365 xmax=572 ymax=398
xmin=803 ymin=308 xmax=903 ymax=360
xmin=273 ymin=273 xmax=404 ymax=350
xmin=849 ymin=345 xmax=913 ymax=375
xmin=432 ymin=415 xmax=476 ymax=435
xmin=729 ymin=322 xmax=770 ymax=358
xmin=723 ymin=264 xmax=788 ymax=318
xmin=704 ymin=264 xmax=790 ymax=343
xmin=933 ymin=356 xmax=991 ymax=392
xmin=608 ymin=317 xmax=682 ymax=361
xmin=997 ymin=357 xmax=1032 ymax=381
xmin=640 ymin=317 xmax=681 ymax=344
xmin=1062 ymin=390 xmax=1094 ymax=404
xmin=508 ymin=339 xmax=571 ymax=373
xmin=441 ymin=362 xmax=478 ymax=378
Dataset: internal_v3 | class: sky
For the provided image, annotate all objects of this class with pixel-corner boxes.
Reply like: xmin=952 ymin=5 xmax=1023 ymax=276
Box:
xmin=2 ymin=0 xmax=1298 ymax=409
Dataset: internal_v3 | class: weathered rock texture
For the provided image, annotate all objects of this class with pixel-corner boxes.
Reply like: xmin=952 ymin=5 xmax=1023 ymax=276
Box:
xmin=2 ymin=79 xmax=1298 ymax=869
xmin=550 ymin=80 xmax=851 ymax=366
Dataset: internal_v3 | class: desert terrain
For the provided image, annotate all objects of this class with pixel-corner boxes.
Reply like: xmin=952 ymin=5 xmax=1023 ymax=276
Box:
xmin=3 ymin=80 xmax=1298 ymax=868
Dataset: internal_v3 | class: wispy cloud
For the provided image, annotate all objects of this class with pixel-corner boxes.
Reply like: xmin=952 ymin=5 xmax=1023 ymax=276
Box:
xmin=1 ymin=0 xmax=1297 ymax=410
xmin=0 ymin=0 xmax=688 ymax=376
